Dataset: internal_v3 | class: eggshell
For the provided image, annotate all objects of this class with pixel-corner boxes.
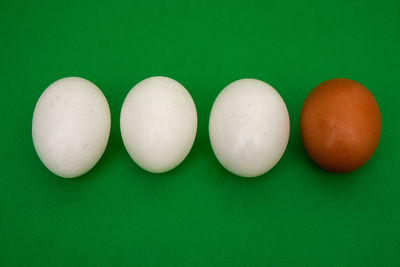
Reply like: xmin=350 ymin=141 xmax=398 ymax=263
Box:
xmin=209 ymin=78 xmax=290 ymax=178
xmin=120 ymin=76 xmax=197 ymax=173
xmin=32 ymin=77 xmax=111 ymax=178
xmin=300 ymin=78 xmax=381 ymax=172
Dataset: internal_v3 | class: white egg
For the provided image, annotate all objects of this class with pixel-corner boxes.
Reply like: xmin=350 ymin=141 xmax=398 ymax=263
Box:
xmin=209 ymin=78 xmax=290 ymax=178
xmin=120 ymin=76 xmax=197 ymax=173
xmin=32 ymin=77 xmax=111 ymax=178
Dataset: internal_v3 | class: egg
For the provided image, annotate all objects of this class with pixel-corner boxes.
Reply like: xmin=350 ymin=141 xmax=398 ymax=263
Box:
xmin=120 ymin=76 xmax=197 ymax=173
xmin=300 ymin=78 xmax=381 ymax=172
xmin=209 ymin=79 xmax=290 ymax=178
xmin=32 ymin=77 xmax=111 ymax=178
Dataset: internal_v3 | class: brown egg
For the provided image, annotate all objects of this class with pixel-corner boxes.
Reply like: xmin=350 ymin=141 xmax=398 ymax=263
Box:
xmin=300 ymin=78 xmax=381 ymax=172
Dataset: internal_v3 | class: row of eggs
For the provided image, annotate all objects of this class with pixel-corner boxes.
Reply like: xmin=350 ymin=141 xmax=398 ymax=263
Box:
xmin=32 ymin=76 xmax=381 ymax=178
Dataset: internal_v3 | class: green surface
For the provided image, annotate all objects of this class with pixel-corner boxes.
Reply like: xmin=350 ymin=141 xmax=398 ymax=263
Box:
xmin=1 ymin=0 xmax=400 ymax=266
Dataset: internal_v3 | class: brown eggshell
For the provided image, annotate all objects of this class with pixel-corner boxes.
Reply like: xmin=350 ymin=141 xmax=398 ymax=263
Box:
xmin=300 ymin=78 xmax=381 ymax=172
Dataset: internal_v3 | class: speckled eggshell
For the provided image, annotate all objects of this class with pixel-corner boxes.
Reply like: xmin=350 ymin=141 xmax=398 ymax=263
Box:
xmin=32 ymin=77 xmax=111 ymax=178
xmin=209 ymin=78 xmax=290 ymax=178
xmin=120 ymin=76 xmax=197 ymax=173
xmin=300 ymin=78 xmax=381 ymax=172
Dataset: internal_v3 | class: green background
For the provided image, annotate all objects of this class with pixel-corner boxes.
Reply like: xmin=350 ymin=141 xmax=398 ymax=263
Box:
xmin=1 ymin=0 xmax=399 ymax=266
